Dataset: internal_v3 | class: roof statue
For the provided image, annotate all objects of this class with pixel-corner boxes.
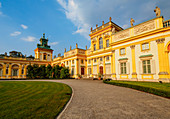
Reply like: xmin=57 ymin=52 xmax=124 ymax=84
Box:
xmin=154 ymin=6 xmax=161 ymax=17
xmin=76 ymin=43 xmax=78 ymax=48
xmin=109 ymin=17 xmax=112 ymax=22
xmin=65 ymin=48 xmax=66 ymax=52
xmin=130 ymin=18 xmax=135 ymax=27
xmin=70 ymin=46 xmax=72 ymax=50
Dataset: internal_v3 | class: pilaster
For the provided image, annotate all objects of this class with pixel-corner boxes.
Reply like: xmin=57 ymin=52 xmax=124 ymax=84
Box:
xmin=3 ymin=63 xmax=6 ymax=78
xmin=130 ymin=45 xmax=137 ymax=79
xmin=156 ymin=38 xmax=169 ymax=82
xmin=111 ymin=50 xmax=116 ymax=79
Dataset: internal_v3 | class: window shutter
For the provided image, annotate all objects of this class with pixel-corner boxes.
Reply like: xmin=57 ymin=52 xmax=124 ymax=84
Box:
xmin=139 ymin=61 xmax=142 ymax=74
xmin=127 ymin=62 xmax=130 ymax=74
xmin=118 ymin=63 xmax=120 ymax=75
xmin=151 ymin=60 xmax=156 ymax=74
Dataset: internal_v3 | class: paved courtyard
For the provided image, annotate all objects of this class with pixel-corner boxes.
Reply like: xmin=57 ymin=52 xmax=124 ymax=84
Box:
xmin=51 ymin=79 xmax=170 ymax=119
xmin=2 ymin=79 xmax=170 ymax=119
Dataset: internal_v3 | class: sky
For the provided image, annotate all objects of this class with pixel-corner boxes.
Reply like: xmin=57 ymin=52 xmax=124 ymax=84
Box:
xmin=0 ymin=0 xmax=170 ymax=57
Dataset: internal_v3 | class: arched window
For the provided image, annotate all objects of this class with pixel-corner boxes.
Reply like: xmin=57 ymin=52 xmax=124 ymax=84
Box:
xmin=99 ymin=38 xmax=103 ymax=49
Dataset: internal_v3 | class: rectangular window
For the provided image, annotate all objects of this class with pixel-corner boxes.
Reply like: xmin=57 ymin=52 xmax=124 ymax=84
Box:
xmin=100 ymin=57 xmax=102 ymax=61
xmin=88 ymin=59 xmax=91 ymax=64
xmin=94 ymin=58 xmax=96 ymax=63
xmin=13 ymin=69 xmax=18 ymax=76
xmin=44 ymin=55 xmax=47 ymax=60
xmin=142 ymin=60 xmax=151 ymax=74
xmin=106 ymin=40 xmax=109 ymax=47
xmin=72 ymin=60 xmax=74 ymax=64
xmin=88 ymin=68 xmax=91 ymax=74
xmin=106 ymin=56 xmax=109 ymax=61
xmin=67 ymin=61 xmax=68 ymax=65
xmin=94 ymin=44 xmax=96 ymax=51
xmin=120 ymin=48 xmax=125 ymax=55
xmin=142 ymin=43 xmax=149 ymax=51
xmin=81 ymin=60 xmax=84 ymax=64
xmin=71 ymin=68 xmax=74 ymax=75
xmin=99 ymin=38 xmax=103 ymax=49
xmin=120 ymin=62 xmax=126 ymax=74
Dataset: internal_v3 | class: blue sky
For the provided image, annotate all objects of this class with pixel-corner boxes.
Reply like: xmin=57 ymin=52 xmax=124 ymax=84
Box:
xmin=0 ymin=0 xmax=170 ymax=57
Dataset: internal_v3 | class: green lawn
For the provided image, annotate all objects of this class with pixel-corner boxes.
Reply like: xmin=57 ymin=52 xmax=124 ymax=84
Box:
xmin=104 ymin=80 xmax=170 ymax=98
xmin=0 ymin=81 xmax=72 ymax=119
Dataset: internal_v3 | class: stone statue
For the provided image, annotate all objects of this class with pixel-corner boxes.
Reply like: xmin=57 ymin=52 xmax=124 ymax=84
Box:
xmin=130 ymin=18 xmax=135 ymax=27
xmin=91 ymin=27 xmax=93 ymax=31
xmin=86 ymin=45 xmax=87 ymax=50
xmin=76 ymin=43 xmax=78 ymax=48
xmin=64 ymin=48 xmax=66 ymax=52
xmin=96 ymin=24 xmax=98 ymax=28
xmin=109 ymin=17 xmax=112 ymax=22
xmin=58 ymin=53 xmax=61 ymax=57
xmin=70 ymin=46 xmax=72 ymax=50
xmin=154 ymin=6 xmax=161 ymax=17
xmin=102 ymin=21 xmax=104 ymax=25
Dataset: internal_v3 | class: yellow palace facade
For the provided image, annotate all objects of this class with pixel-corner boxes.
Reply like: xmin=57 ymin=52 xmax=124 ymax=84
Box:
xmin=1 ymin=9 xmax=170 ymax=82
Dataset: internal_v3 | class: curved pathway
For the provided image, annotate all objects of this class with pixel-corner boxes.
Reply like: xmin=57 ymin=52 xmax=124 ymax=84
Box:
xmin=52 ymin=79 xmax=170 ymax=119
xmin=2 ymin=79 xmax=170 ymax=119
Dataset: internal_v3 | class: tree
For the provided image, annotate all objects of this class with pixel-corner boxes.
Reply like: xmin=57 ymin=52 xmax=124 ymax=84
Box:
xmin=46 ymin=64 xmax=52 ymax=78
xmin=27 ymin=64 xmax=33 ymax=78
xmin=60 ymin=67 xmax=70 ymax=79
xmin=39 ymin=65 xmax=46 ymax=79
xmin=32 ymin=64 xmax=39 ymax=79
xmin=54 ymin=65 xmax=62 ymax=79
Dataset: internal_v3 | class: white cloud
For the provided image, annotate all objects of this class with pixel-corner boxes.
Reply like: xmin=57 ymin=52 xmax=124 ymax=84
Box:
xmin=10 ymin=31 xmax=21 ymax=36
xmin=21 ymin=36 xmax=36 ymax=42
xmin=57 ymin=0 xmax=170 ymax=39
xmin=21 ymin=24 xmax=28 ymax=29
xmin=0 ymin=2 xmax=2 ymax=8
xmin=49 ymin=42 xmax=59 ymax=45
xmin=0 ymin=11 xmax=2 ymax=15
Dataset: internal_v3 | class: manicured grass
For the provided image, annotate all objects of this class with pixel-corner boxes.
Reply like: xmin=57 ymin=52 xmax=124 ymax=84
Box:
xmin=0 ymin=81 xmax=72 ymax=119
xmin=103 ymin=80 xmax=170 ymax=98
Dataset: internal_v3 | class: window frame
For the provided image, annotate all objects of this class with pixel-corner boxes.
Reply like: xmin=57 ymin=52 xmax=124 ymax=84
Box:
xmin=120 ymin=48 xmax=126 ymax=55
xmin=142 ymin=60 xmax=151 ymax=74
xmin=141 ymin=42 xmax=150 ymax=51
xmin=120 ymin=62 xmax=127 ymax=74
xmin=99 ymin=38 xmax=103 ymax=49
xmin=106 ymin=39 xmax=109 ymax=47
xmin=93 ymin=44 xmax=96 ymax=51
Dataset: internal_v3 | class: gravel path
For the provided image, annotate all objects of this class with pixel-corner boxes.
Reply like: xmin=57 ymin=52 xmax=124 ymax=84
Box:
xmin=2 ymin=79 xmax=170 ymax=119
xmin=52 ymin=79 xmax=170 ymax=119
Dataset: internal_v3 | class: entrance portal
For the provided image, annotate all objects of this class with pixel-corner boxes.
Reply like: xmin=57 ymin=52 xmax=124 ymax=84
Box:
xmin=99 ymin=66 xmax=103 ymax=75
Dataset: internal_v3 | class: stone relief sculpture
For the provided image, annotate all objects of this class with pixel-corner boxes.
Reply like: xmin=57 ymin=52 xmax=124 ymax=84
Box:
xmin=154 ymin=6 xmax=161 ymax=17
xmin=112 ymin=27 xmax=115 ymax=34
xmin=130 ymin=18 xmax=135 ymax=27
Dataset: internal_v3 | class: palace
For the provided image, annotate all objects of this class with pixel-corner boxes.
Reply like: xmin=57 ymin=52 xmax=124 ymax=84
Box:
xmin=1 ymin=7 xmax=170 ymax=82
